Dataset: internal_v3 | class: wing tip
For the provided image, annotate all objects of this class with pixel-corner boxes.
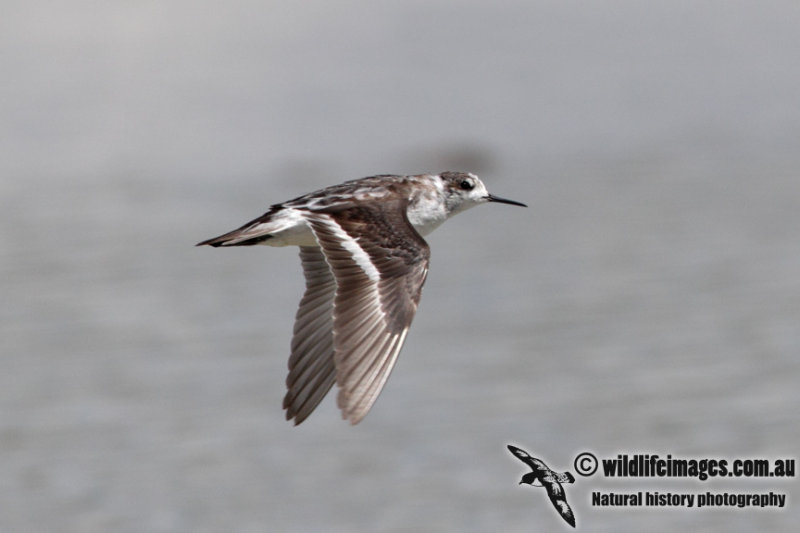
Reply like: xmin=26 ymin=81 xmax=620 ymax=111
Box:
xmin=339 ymin=400 xmax=368 ymax=425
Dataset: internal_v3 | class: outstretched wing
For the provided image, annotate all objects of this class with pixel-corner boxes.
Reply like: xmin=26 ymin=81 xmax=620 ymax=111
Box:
xmin=283 ymin=246 xmax=337 ymax=424
xmin=545 ymin=481 xmax=576 ymax=528
xmin=507 ymin=445 xmax=548 ymax=472
xmin=305 ymin=199 xmax=430 ymax=424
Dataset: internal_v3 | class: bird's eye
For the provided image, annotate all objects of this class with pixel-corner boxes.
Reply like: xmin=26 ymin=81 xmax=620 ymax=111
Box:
xmin=459 ymin=179 xmax=474 ymax=190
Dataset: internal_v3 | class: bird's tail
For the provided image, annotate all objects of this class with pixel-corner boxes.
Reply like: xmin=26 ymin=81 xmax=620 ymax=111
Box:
xmin=197 ymin=207 xmax=284 ymax=247
xmin=557 ymin=472 xmax=575 ymax=484
xmin=196 ymin=227 xmax=273 ymax=247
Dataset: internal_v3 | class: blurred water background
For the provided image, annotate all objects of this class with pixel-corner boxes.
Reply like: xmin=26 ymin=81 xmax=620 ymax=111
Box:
xmin=2 ymin=1 xmax=799 ymax=531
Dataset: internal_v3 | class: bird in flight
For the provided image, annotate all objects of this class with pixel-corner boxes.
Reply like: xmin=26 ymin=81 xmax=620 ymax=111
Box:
xmin=508 ymin=444 xmax=576 ymax=527
xmin=198 ymin=172 xmax=526 ymax=424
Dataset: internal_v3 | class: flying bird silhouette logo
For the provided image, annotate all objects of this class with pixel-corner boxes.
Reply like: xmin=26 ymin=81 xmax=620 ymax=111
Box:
xmin=508 ymin=445 xmax=576 ymax=527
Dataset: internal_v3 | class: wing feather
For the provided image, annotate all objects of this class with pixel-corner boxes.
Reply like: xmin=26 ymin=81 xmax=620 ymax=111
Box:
xmin=545 ymin=483 xmax=576 ymax=527
xmin=283 ymin=246 xmax=336 ymax=424
xmin=305 ymin=201 xmax=429 ymax=424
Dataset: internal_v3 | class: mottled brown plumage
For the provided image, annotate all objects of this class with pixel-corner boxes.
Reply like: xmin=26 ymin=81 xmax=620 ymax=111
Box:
xmin=198 ymin=172 xmax=525 ymax=424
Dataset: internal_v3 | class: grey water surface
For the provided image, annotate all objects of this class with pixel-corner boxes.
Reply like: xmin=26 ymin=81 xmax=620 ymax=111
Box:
xmin=2 ymin=2 xmax=799 ymax=532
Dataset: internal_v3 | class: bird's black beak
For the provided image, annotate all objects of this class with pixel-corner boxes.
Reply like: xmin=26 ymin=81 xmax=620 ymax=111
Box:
xmin=486 ymin=194 xmax=527 ymax=207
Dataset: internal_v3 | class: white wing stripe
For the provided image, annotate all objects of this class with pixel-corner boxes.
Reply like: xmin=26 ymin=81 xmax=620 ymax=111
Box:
xmin=310 ymin=215 xmax=381 ymax=282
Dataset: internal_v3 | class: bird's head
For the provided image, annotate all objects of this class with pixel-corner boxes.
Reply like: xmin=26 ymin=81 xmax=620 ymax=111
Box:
xmin=438 ymin=171 xmax=527 ymax=215
xmin=519 ymin=472 xmax=542 ymax=486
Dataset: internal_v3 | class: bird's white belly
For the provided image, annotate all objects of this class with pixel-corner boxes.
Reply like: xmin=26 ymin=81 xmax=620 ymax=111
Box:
xmin=268 ymin=225 xmax=319 ymax=247
xmin=258 ymin=209 xmax=319 ymax=247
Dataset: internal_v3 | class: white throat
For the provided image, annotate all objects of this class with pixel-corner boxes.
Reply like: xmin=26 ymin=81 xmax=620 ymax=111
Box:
xmin=407 ymin=196 xmax=448 ymax=236
xmin=405 ymin=175 xmax=449 ymax=236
